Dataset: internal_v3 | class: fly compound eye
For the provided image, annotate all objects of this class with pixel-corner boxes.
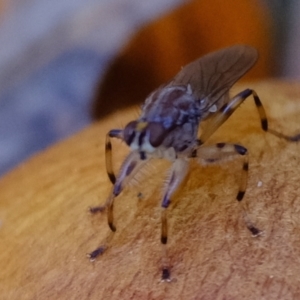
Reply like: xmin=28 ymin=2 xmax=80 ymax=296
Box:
xmin=148 ymin=122 xmax=167 ymax=148
xmin=123 ymin=121 xmax=137 ymax=146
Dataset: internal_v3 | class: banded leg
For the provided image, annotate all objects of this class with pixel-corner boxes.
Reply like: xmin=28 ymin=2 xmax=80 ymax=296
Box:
xmin=105 ymin=129 xmax=123 ymax=184
xmin=88 ymin=151 xmax=149 ymax=260
xmin=160 ymin=158 xmax=189 ymax=281
xmin=198 ymin=89 xmax=300 ymax=145
xmin=192 ymin=142 xmax=260 ymax=236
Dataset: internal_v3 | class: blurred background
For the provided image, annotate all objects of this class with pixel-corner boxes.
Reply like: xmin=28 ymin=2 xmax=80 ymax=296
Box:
xmin=0 ymin=0 xmax=299 ymax=176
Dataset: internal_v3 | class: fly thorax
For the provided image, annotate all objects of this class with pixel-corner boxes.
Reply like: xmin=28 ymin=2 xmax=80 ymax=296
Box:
xmin=123 ymin=85 xmax=200 ymax=158
xmin=141 ymin=85 xmax=199 ymax=126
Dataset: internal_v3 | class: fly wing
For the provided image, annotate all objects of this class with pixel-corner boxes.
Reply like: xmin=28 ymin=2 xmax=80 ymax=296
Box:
xmin=169 ymin=45 xmax=258 ymax=112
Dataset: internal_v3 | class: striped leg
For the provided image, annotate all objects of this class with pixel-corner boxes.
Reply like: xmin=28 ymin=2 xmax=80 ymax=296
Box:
xmin=198 ymin=89 xmax=300 ymax=145
xmin=160 ymin=158 xmax=189 ymax=281
xmin=105 ymin=129 xmax=123 ymax=184
xmin=88 ymin=151 xmax=149 ymax=260
xmin=192 ymin=143 xmax=261 ymax=236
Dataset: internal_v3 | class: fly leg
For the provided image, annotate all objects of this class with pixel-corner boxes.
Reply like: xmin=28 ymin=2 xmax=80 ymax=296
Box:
xmin=88 ymin=151 xmax=149 ymax=260
xmin=89 ymin=129 xmax=123 ymax=214
xmin=198 ymin=89 xmax=300 ymax=145
xmin=191 ymin=143 xmax=261 ymax=236
xmin=105 ymin=129 xmax=123 ymax=184
xmin=160 ymin=158 xmax=189 ymax=281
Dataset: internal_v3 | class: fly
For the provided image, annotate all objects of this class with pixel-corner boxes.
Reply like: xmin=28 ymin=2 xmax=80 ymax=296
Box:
xmin=87 ymin=45 xmax=300 ymax=281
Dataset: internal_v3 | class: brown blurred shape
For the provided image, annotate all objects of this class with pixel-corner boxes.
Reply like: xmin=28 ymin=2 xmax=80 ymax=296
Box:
xmin=0 ymin=0 xmax=7 ymax=18
xmin=92 ymin=0 xmax=273 ymax=119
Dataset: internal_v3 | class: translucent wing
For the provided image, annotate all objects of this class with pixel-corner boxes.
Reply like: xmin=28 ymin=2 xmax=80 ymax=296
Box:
xmin=169 ymin=45 xmax=258 ymax=111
